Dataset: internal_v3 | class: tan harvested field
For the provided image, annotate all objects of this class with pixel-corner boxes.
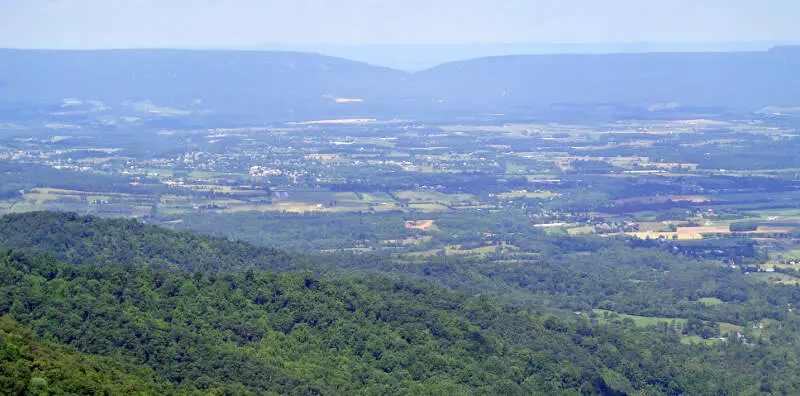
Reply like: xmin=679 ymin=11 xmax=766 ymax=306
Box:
xmin=628 ymin=231 xmax=700 ymax=240
xmin=681 ymin=225 xmax=794 ymax=234
xmin=629 ymin=225 xmax=796 ymax=240
xmin=678 ymin=226 xmax=728 ymax=235
xmin=405 ymin=220 xmax=436 ymax=231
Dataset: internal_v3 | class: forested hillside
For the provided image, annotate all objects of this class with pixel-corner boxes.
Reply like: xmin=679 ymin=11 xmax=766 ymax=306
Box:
xmin=0 ymin=211 xmax=300 ymax=273
xmin=3 ymin=249 xmax=798 ymax=394
xmin=0 ymin=212 xmax=799 ymax=394
xmin=2 ymin=212 xmax=796 ymax=326
xmin=0 ymin=316 xmax=178 ymax=394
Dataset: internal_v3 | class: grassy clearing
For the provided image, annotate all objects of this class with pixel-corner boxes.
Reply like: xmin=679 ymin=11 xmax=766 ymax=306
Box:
xmin=637 ymin=222 xmax=673 ymax=232
xmin=357 ymin=192 xmax=396 ymax=204
xmin=595 ymin=309 xmax=743 ymax=343
xmin=23 ymin=191 xmax=77 ymax=203
xmin=504 ymin=163 xmax=528 ymax=174
xmin=371 ymin=203 xmax=405 ymax=212
xmin=144 ymin=168 xmax=175 ymax=177
xmin=188 ymin=171 xmax=244 ymax=179
xmin=398 ymin=249 xmax=443 ymax=258
xmin=395 ymin=190 xmax=473 ymax=204
xmin=382 ymin=236 xmax=432 ymax=246
xmin=749 ymin=272 xmax=800 ymax=285
xmin=408 ymin=203 xmax=451 ymax=212
xmin=21 ymin=188 xmax=114 ymax=205
xmin=567 ymin=226 xmax=595 ymax=235
xmin=444 ymin=243 xmax=518 ymax=256
xmin=273 ymin=190 xmax=338 ymax=204
xmin=699 ymin=297 xmax=724 ymax=306
xmin=594 ymin=309 xmax=687 ymax=327
xmin=394 ymin=243 xmax=519 ymax=259
xmin=720 ymin=322 xmax=741 ymax=335
xmin=181 ymin=185 xmax=255 ymax=194
xmin=541 ymin=227 xmax=568 ymax=235
xmin=747 ymin=209 xmax=800 ymax=221
xmin=766 ymin=262 xmax=800 ymax=270
xmin=785 ymin=250 xmax=800 ymax=259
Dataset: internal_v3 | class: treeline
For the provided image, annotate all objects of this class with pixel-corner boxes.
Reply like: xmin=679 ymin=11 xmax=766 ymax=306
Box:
xmin=168 ymin=210 xmax=415 ymax=252
xmin=0 ymin=161 xmax=167 ymax=199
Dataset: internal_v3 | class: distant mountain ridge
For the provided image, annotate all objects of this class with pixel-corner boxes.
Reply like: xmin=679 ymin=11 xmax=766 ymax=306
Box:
xmin=0 ymin=49 xmax=407 ymax=120
xmin=253 ymin=41 xmax=799 ymax=71
xmin=1 ymin=47 xmax=800 ymax=120
xmin=414 ymin=47 xmax=800 ymax=112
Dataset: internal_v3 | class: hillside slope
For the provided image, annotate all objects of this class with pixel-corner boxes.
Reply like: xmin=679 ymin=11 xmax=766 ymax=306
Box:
xmin=0 ymin=212 xmax=799 ymax=393
xmin=0 ymin=211 xmax=793 ymax=326
xmin=0 ymin=316 xmax=178 ymax=394
xmin=0 ymin=249 xmax=782 ymax=394
xmin=0 ymin=211 xmax=305 ymax=273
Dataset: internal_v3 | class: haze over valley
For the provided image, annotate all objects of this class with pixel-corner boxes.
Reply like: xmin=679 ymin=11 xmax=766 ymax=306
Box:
xmin=2 ymin=1 xmax=800 ymax=394
xmin=3 ymin=46 xmax=800 ymax=122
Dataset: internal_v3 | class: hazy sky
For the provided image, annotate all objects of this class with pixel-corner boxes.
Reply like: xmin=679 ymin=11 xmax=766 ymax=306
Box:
xmin=2 ymin=0 xmax=799 ymax=49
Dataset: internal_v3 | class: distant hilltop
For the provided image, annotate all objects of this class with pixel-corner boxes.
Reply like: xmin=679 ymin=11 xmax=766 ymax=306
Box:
xmin=1 ymin=47 xmax=799 ymax=120
xmin=253 ymin=41 xmax=800 ymax=72
xmin=768 ymin=45 xmax=800 ymax=53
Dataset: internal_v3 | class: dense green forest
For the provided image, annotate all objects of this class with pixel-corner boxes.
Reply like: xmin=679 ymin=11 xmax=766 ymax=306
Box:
xmin=0 ymin=316 xmax=177 ymax=395
xmin=4 ymin=212 xmax=796 ymax=326
xmin=1 ymin=212 xmax=800 ymax=394
xmin=0 ymin=212 xmax=301 ymax=273
xmin=3 ymin=249 xmax=800 ymax=394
